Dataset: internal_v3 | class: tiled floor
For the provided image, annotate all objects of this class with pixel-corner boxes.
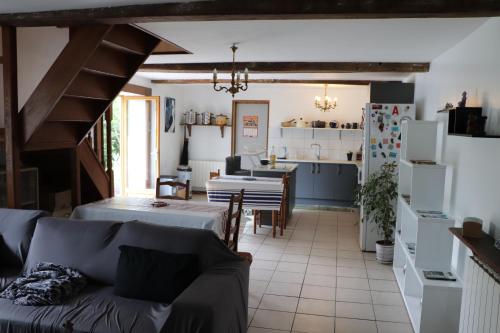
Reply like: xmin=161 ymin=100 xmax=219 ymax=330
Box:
xmin=239 ymin=209 xmax=414 ymax=333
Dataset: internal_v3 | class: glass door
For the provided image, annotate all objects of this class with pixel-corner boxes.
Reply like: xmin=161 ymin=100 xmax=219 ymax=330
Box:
xmin=120 ymin=96 xmax=160 ymax=197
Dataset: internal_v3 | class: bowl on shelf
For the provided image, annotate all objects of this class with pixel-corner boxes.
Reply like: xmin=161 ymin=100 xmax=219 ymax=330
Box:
xmin=260 ymin=160 xmax=270 ymax=166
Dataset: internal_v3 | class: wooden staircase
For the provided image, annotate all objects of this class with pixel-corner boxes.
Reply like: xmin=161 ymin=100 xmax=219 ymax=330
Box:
xmin=21 ymin=24 xmax=162 ymax=152
xmin=78 ymin=138 xmax=111 ymax=199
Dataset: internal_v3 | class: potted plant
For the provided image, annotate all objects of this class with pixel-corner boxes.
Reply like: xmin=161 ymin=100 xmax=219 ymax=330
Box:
xmin=346 ymin=151 xmax=353 ymax=161
xmin=355 ymin=162 xmax=398 ymax=263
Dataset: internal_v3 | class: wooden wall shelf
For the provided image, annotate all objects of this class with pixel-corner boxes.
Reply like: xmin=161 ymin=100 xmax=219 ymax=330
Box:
xmin=450 ymin=227 xmax=500 ymax=276
xmin=182 ymin=123 xmax=230 ymax=138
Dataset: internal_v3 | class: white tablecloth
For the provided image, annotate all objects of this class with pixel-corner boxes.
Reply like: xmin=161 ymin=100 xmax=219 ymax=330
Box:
xmin=70 ymin=197 xmax=228 ymax=236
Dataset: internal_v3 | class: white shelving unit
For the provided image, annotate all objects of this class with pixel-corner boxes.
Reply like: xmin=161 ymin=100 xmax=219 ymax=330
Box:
xmin=394 ymin=120 xmax=462 ymax=333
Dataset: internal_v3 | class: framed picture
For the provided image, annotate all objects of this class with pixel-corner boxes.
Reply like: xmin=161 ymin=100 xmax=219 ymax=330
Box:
xmin=243 ymin=115 xmax=259 ymax=137
xmin=164 ymin=97 xmax=175 ymax=133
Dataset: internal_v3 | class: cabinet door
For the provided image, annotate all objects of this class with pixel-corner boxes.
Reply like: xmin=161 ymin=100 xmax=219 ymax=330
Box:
xmin=330 ymin=164 xmax=358 ymax=201
xmin=313 ymin=163 xmax=336 ymax=199
xmin=295 ymin=163 xmax=314 ymax=199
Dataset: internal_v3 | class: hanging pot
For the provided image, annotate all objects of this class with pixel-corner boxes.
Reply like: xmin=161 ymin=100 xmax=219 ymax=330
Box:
xmin=201 ymin=112 xmax=212 ymax=125
xmin=375 ymin=240 xmax=394 ymax=264
xmin=215 ymin=114 xmax=228 ymax=126
xmin=184 ymin=110 xmax=196 ymax=125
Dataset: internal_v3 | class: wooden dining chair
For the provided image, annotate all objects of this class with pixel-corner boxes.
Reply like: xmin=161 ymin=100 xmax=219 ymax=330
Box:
xmin=209 ymin=169 xmax=220 ymax=179
xmin=254 ymin=174 xmax=289 ymax=238
xmin=155 ymin=178 xmax=190 ymax=200
xmin=223 ymin=189 xmax=244 ymax=252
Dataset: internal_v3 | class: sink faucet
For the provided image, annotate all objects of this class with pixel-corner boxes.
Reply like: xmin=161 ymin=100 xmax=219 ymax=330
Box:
xmin=310 ymin=143 xmax=321 ymax=160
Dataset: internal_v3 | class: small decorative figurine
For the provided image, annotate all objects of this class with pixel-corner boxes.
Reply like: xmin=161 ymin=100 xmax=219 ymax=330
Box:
xmin=458 ymin=91 xmax=467 ymax=108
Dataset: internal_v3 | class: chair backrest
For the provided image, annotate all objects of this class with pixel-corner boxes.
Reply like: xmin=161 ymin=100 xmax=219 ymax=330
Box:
xmin=209 ymin=169 xmax=220 ymax=179
xmin=224 ymin=189 xmax=244 ymax=252
xmin=225 ymin=156 xmax=241 ymax=175
xmin=281 ymin=174 xmax=290 ymax=212
xmin=155 ymin=178 xmax=190 ymax=200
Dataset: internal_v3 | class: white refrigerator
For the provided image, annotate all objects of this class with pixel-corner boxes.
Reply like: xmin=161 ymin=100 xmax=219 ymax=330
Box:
xmin=359 ymin=103 xmax=415 ymax=251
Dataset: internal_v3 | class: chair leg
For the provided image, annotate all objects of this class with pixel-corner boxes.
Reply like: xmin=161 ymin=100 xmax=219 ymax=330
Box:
xmin=279 ymin=211 xmax=284 ymax=236
xmin=272 ymin=211 xmax=277 ymax=238
xmin=253 ymin=210 xmax=257 ymax=234
xmin=258 ymin=211 xmax=262 ymax=228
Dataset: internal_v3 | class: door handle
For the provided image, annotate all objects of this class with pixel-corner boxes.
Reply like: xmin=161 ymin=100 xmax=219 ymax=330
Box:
xmin=316 ymin=163 xmax=321 ymax=174
xmin=311 ymin=163 xmax=316 ymax=174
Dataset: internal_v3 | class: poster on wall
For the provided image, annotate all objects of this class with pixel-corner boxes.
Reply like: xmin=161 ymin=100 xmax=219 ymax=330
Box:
xmin=164 ymin=97 xmax=175 ymax=133
xmin=243 ymin=115 xmax=258 ymax=137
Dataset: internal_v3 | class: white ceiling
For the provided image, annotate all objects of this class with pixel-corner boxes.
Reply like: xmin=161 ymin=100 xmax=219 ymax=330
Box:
xmin=0 ymin=0 xmax=195 ymax=13
xmin=136 ymin=18 xmax=487 ymax=81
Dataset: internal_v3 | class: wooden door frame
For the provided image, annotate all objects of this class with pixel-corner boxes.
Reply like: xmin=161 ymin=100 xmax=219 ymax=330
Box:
xmin=120 ymin=95 xmax=161 ymax=196
xmin=231 ymin=100 xmax=270 ymax=156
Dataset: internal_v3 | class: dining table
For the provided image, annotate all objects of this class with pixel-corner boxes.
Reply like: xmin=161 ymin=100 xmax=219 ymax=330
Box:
xmin=70 ymin=196 xmax=229 ymax=237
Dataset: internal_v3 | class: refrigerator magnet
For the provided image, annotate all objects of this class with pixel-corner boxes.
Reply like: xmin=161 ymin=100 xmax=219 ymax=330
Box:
xmin=383 ymin=138 xmax=389 ymax=144
xmin=396 ymin=143 xmax=401 ymax=148
xmin=370 ymin=138 xmax=376 ymax=144
xmin=371 ymin=144 xmax=377 ymax=150
xmin=378 ymin=142 xmax=383 ymax=149
xmin=389 ymin=151 xmax=397 ymax=158
xmin=378 ymin=123 xmax=384 ymax=132
xmin=372 ymin=151 xmax=377 ymax=158
xmin=392 ymin=126 xmax=399 ymax=132
xmin=392 ymin=106 xmax=399 ymax=115
xmin=388 ymin=144 xmax=394 ymax=150
xmin=381 ymin=152 xmax=387 ymax=158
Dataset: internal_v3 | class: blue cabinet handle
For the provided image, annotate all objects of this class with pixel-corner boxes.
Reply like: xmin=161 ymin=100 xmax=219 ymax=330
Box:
xmin=317 ymin=163 xmax=321 ymax=174
xmin=311 ymin=163 xmax=315 ymax=174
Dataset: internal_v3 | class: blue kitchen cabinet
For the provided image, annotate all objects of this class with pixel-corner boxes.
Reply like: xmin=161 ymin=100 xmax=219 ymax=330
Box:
xmin=295 ymin=162 xmax=314 ymax=198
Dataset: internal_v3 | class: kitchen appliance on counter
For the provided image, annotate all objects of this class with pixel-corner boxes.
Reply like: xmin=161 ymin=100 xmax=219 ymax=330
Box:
xmin=360 ymin=103 xmax=415 ymax=251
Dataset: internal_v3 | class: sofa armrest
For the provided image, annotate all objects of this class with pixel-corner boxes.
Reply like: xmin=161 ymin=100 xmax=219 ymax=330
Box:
xmin=163 ymin=260 xmax=249 ymax=333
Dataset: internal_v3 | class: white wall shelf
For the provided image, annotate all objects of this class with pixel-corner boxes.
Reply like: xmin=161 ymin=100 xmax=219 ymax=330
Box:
xmin=279 ymin=126 xmax=361 ymax=139
xmin=394 ymin=120 xmax=462 ymax=333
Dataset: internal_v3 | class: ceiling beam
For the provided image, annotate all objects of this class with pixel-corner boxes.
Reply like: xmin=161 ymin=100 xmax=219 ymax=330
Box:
xmin=140 ymin=62 xmax=430 ymax=73
xmin=0 ymin=0 xmax=499 ymax=26
xmin=151 ymin=79 xmax=380 ymax=85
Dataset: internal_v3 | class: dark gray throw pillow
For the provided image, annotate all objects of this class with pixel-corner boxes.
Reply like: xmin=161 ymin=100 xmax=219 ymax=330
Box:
xmin=113 ymin=245 xmax=200 ymax=304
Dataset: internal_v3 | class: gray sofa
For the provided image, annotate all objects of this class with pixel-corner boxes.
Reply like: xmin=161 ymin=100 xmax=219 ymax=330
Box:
xmin=0 ymin=215 xmax=249 ymax=333
xmin=0 ymin=208 xmax=47 ymax=291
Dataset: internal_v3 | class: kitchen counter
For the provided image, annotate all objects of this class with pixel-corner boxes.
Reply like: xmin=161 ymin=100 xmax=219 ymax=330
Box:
xmin=277 ymin=158 xmax=362 ymax=168
xmin=250 ymin=163 xmax=298 ymax=173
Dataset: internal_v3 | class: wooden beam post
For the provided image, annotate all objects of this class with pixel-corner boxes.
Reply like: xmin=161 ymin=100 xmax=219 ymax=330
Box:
xmin=70 ymin=148 xmax=81 ymax=207
xmin=105 ymin=107 xmax=114 ymax=196
xmin=2 ymin=26 xmax=22 ymax=208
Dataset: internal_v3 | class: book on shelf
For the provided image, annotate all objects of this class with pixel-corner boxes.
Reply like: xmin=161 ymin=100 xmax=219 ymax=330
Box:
xmin=423 ymin=270 xmax=456 ymax=281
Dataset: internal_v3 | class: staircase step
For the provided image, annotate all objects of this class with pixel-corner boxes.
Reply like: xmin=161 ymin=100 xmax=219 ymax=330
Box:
xmin=84 ymin=44 xmax=142 ymax=78
xmin=47 ymin=96 xmax=107 ymax=122
xmin=103 ymin=25 xmax=159 ymax=56
xmin=66 ymin=71 xmax=126 ymax=100
xmin=24 ymin=123 xmax=86 ymax=151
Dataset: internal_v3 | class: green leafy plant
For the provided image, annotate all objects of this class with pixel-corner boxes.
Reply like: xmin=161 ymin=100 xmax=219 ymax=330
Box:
xmin=355 ymin=162 xmax=398 ymax=244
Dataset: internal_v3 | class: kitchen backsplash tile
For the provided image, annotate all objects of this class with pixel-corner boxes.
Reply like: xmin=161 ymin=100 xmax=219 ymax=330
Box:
xmin=268 ymin=127 xmax=362 ymax=161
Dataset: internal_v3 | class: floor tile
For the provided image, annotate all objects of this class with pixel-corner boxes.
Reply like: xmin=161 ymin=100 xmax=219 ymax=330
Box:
xmin=335 ymin=317 xmax=378 ymax=333
xmin=304 ymin=273 xmax=336 ymax=287
xmin=255 ymin=251 xmax=283 ymax=261
xmin=251 ymin=309 xmax=295 ymax=331
xmin=248 ymin=327 xmax=289 ymax=333
xmin=336 ymin=267 xmax=367 ymax=278
xmin=336 ymin=288 xmax=372 ymax=304
xmin=309 ymin=256 xmax=336 ymax=266
xmin=266 ymin=282 xmax=302 ymax=297
xmin=297 ymin=298 xmax=335 ymax=316
xmin=371 ymin=291 xmax=404 ymax=306
xmin=336 ymin=276 xmax=370 ymax=290
xmin=284 ymin=246 xmax=311 ymax=255
xmin=251 ymin=268 xmax=275 ymax=281
xmin=300 ymin=285 xmax=336 ymax=301
xmin=253 ymin=260 xmax=279 ymax=270
xmin=336 ymin=301 xmax=375 ymax=320
xmin=306 ymin=264 xmax=336 ymax=276
xmin=272 ymin=271 xmax=305 ymax=284
xmin=312 ymin=241 xmax=337 ymax=250
xmin=369 ymin=279 xmax=399 ymax=292
xmin=281 ymin=254 xmax=310 ymax=263
xmin=248 ymin=307 xmax=257 ymax=325
xmin=337 ymin=250 xmax=364 ymax=259
xmin=276 ymin=261 xmax=308 ymax=273
xmin=259 ymin=294 xmax=299 ymax=312
xmin=310 ymin=248 xmax=336 ymax=258
xmin=376 ymin=321 xmax=414 ymax=333
xmin=337 ymin=258 xmax=365 ymax=268
xmin=367 ymin=269 xmax=396 ymax=280
xmin=292 ymin=313 xmax=335 ymax=333
xmin=373 ymin=304 xmax=410 ymax=323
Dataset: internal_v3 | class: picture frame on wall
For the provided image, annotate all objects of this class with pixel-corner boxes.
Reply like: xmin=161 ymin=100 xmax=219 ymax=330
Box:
xmin=164 ymin=97 xmax=175 ymax=133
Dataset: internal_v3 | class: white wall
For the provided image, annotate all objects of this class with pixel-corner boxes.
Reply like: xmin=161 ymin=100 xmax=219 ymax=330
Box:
xmin=151 ymin=83 xmax=368 ymax=174
xmin=414 ymin=18 xmax=500 ymax=272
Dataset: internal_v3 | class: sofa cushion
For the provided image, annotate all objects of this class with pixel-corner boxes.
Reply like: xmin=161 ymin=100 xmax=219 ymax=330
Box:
xmin=26 ymin=218 xmax=241 ymax=285
xmin=114 ymin=245 xmax=200 ymax=304
xmin=0 ymin=284 xmax=171 ymax=333
xmin=24 ymin=218 xmax=122 ymax=283
xmin=0 ymin=208 xmax=46 ymax=267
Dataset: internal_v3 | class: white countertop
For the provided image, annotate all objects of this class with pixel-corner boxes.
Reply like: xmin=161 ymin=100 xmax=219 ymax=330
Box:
xmin=250 ymin=163 xmax=299 ymax=173
xmin=277 ymin=158 xmax=362 ymax=167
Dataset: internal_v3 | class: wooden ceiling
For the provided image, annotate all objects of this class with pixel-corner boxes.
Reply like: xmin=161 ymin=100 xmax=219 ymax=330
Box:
xmin=0 ymin=0 xmax=498 ymax=26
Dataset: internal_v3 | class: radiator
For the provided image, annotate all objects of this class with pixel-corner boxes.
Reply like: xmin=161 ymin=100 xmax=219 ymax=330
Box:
xmin=459 ymin=256 xmax=500 ymax=333
xmin=188 ymin=159 xmax=225 ymax=191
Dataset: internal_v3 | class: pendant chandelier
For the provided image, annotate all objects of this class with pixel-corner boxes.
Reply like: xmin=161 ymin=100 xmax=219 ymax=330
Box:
xmin=212 ymin=44 xmax=249 ymax=97
xmin=314 ymin=84 xmax=338 ymax=112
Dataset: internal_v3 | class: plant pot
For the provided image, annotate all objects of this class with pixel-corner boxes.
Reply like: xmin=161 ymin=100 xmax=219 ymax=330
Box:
xmin=346 ymin=152 xmax=353 ymax=161
xmin=375 ymin=240 xmax=394 ymax=263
